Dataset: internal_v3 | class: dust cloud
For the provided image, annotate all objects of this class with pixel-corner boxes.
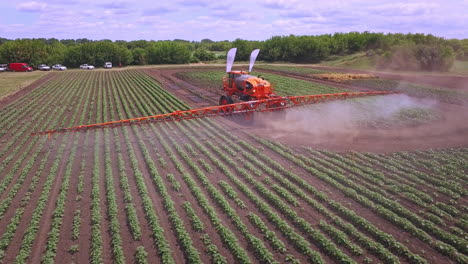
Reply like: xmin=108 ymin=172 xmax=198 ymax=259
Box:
xmin=253 ymin=94 xmax=437 ymax=143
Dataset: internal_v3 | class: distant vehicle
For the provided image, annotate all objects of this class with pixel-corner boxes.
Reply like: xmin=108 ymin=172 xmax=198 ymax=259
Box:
xmin=104 ymin=62 xmax=112 ymax=69
xmin=0 ymin=64 xmax=7 ymax=72
xmin=8 ymin=63 xmax=33 ymax=72
xmin=80 ymin=64 xmax=95 ymax=70
xmin=37 ymin=64 xmax=51 ymax=71
xmin=52 ymin=64 xmax=67 ymax=70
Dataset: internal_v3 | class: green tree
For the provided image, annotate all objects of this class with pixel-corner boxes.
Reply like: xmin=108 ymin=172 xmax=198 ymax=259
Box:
xmin=64 ymin=45 xmax=82 ymax=67
xmin=147 ymin=41 xmax=191 ymax=64
xmin=193 ymin=47 xmax=216 ymax=61
xmin=46 ymin=42 xmax=66 ymax=65
xmin=132 ymin=48 xmax=147 ymax=65
xmin=0 ymin=39 xmax=48 ymax=66
xmin=414 ymin=44 xmax=455 ymax=71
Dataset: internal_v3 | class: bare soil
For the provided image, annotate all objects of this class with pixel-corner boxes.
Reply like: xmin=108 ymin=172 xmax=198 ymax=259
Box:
xmin=305 ymin=65 xmax=468 ymax=91
xmin=147 ymin=67 xmax=468 ymax=153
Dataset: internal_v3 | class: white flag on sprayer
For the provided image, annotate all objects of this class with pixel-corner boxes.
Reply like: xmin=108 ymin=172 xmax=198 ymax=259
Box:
xmin=249 ymin=49 xmax=260 ymax=72
xmin=226 ymin=48 xmax=237 ymax=72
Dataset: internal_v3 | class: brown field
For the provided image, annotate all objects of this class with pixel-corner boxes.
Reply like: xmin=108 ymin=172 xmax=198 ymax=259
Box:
xmin=0 ymin=66 xmax=466 ymax=264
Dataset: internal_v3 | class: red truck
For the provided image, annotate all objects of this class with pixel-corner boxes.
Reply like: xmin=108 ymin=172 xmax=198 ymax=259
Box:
xmin=8 ymin=63 xmax=33 ymax=72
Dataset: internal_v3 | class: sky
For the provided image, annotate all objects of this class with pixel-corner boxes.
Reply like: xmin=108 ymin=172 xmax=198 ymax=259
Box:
xmin=0 ymin=0 xmax=467 ymax=41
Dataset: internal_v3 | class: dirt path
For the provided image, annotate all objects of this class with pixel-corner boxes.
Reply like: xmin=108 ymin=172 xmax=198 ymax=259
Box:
xmin=142 ymin=68 xmax=221 ymax=107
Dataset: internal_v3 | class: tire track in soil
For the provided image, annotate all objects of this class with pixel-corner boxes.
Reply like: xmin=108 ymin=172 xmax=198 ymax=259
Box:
xmin=142 ymin=68 xmax=220 ymax=107
xmin=56 ymin=132 xmax=92 ymax=264
xmin=52 ymin=72 xmax=96 ymax=262
xmin=96 ymin=130 xmax=114 ymax=263
xmin=125 ymin=127 xmax=185 ymax=264
xmin=108 ymin=129 xmax=138 ymax=264
xmin=104 ymin=71 xmax=140 ymax=263
xmin=114 ymin=127 xmax=162 ymax=260
xmin=95 ymin=71 xmax=114 ymax=263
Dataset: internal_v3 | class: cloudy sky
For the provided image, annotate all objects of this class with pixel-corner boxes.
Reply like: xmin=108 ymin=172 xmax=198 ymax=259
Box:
xmin=0 ymin=0 xmax=466 ymax=41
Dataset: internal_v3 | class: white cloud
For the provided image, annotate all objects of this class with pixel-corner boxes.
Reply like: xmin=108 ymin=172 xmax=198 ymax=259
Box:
xmin=16 ymin=1 xmax=47 ymax=12
xmin=261 ymin=0 xmax=299 ymax=9
xmin=2 ymin=0 xmax=467 ymax=40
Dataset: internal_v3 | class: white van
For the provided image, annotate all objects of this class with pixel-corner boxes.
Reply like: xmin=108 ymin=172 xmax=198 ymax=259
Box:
xmin=104 ymin=62 xmax=112 ymax=69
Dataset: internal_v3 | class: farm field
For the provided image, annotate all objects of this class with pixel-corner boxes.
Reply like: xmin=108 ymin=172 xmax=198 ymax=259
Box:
xmin=0 ymin=68 xmax=467 ymax=264
xmin=0 ymin=71 xmax=50 ymax=99
xmin=347 ymin=79 xmax=468 ymax=105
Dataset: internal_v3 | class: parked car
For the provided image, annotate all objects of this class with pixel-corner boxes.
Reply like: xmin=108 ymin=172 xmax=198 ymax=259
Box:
xmin=37 ymin=64 xmax=51 ymax=71
xmin=8 ymin=63 xmax=33 ymax=72
xmin=0 ymin=64 xmax=7 ymax=72
xmin=80 ymin=64 xmax=95 ymax=69
xmin=52 ymin=64 xmax=67 ymax=70
xmin=104 ymin=62 xmax=112 ymax=69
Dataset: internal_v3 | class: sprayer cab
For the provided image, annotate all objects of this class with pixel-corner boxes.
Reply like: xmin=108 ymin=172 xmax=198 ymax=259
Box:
xmin=221 ymin=48 xmax=279 ymax=105
xmin=222 ymin=71 xmax=275 ymax=101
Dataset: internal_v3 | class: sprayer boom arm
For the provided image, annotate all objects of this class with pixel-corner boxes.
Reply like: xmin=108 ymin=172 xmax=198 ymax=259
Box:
xmin=31 ymin=91 xmax=396 ymax=136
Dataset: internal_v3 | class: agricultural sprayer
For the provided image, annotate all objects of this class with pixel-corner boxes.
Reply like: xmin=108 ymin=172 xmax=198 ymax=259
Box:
xmin=31 ymin=48 xmax=396 ymax=137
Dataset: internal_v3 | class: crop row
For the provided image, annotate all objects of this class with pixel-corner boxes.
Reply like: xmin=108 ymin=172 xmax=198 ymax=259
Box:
xmin=0 ymin=72 xmax=87 ymax=190
xmin=108 ymin=71 xmax=177 ymax=262
xmin=4 ymin=69 xmax=464 ymax=264
xmin=102 ymin=72 xmax=126 ymax=264
xmin=115 ymin=71 xmax=253 ymax=263
xmin=0 ymin=71 xmax=92 ymax=263
xmin=119 ymin=70 xmax=282 ymax=263
xmin=174 ymin=122 xmax=326 ymax=263
xmin=200 ymin=120 xmax=412 ymax=263
xmin=124 ymin=69 xmax=407 ymax=263
xmin=256 ymin=138 xmax=467 ymax=263
xmin=113 ymin=72 xmax=176 ymax=264
xmin=129 ymin=70 xmax=362 ymax=264
xmin=316 ymin=149 xmax=466 ymax=230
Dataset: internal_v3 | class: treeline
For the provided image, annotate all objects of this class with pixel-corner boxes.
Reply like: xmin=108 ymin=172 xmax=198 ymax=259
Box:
xmin=0 ymin=32 xmax=467 ymax=71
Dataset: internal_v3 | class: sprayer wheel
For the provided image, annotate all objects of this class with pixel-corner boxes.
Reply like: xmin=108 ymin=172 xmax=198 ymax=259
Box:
xmin=219 ymin=95 xmax=234 ymax=105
